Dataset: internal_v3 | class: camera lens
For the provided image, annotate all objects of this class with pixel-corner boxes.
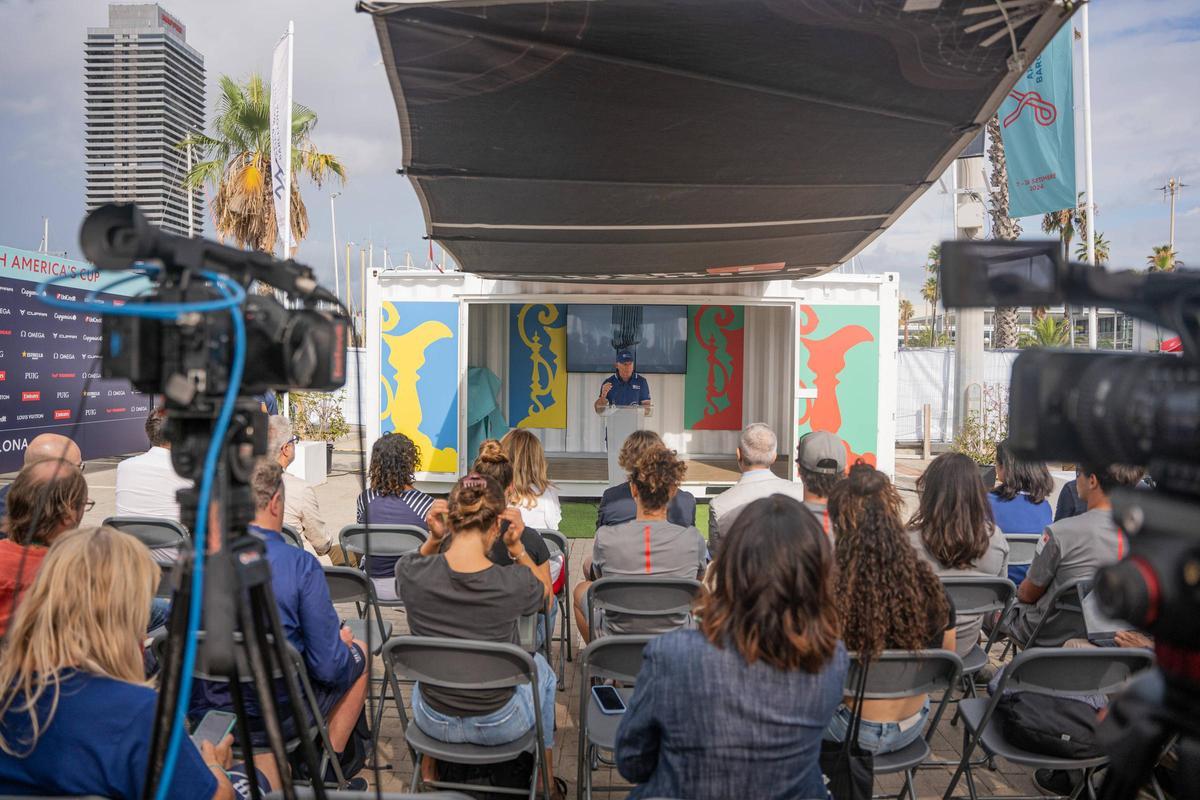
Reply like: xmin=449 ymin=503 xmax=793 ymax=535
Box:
xmin=1095 ymin=559 xmax=1157 ymax=628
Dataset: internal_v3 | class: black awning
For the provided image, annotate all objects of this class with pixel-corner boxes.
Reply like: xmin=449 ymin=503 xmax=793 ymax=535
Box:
xmin=363 ymin=0 xmax=1070 ymax=283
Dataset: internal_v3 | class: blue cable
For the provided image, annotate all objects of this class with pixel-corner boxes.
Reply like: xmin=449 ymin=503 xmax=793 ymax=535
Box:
xmin=35 ymin=267 xmax=248 ymax=798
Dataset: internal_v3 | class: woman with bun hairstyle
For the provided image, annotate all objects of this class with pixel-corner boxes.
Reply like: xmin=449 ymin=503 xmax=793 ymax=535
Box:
xmin=823 ymin=463 xmax=956 ymax=755
xmin=574 ymin=445 xmax=708 ymax=642
xmin=472 ymin=440 xmax=554 ymax=590
xmin=356 ymin=432 xmax=435 ymax=601
xmin=396 ymin=473 xmax=561 ymax=798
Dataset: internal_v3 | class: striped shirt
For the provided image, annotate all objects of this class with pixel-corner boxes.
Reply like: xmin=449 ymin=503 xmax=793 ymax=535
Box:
xmin=356 ymin=488 xmax=435 ymax=578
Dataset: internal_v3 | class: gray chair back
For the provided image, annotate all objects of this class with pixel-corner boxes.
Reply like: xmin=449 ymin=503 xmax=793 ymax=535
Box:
xmin=151 ymin=630 xmax=296 ymax=683
xmin=339 ymin=524 xmax=427 ymax=557
xmin=104 ymin=516 xmax=189 ymax=549
xmin=384 ymin=636 xmax=537 ymax=693
xmin=847 ymin=649 xmax=964 ymax=701
xmin=280 ymin=525 xmax=303 ymax=548
xmin=539 ymin=529 xmax=568 ymax=561
xmin=587 ymin=576 xmax=702 ymax=636
xmin=1020 ymin=578 xmax=1088 ymax=648
xmin=580 ymin=634 xmax=651 ymax=684
xmin=1005 ymin=533 xmax=1041 ymax=566
xmin=997 ymin=647 xmax=1153 ymax=697
xmin=323 ymin=565 xmax=374 ymax=606
xmin=941 ymin=575 xmax=1016 ymax=616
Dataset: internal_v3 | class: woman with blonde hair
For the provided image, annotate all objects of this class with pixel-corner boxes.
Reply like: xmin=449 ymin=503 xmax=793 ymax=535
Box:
xmin=596 ymin=430 xmax=697 ymax=529
xmin=500 ymin=429 xmax=562 ymax=531
xmin=0 ymin=526 xmax=246 ymax=798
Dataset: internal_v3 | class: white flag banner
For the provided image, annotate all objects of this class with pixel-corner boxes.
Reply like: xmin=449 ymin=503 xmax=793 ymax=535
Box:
xmin=270 ymin=22 xmax=294 ymax=254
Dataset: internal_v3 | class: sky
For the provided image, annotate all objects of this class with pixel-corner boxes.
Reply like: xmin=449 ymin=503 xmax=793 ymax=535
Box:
xmin=0 ymin=0 xmax=1196 ymax=304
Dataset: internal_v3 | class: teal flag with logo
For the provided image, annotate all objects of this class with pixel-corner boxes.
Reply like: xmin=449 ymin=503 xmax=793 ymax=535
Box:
xmin=999 ymin=25 xmax=1076 ymax=218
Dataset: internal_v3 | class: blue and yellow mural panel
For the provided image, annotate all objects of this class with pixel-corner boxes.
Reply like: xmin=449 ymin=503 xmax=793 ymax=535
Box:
xmin=508 ymin=303 xmax=568 ymax=429
xmin=379 ymin=301 xmax=459 ymax=473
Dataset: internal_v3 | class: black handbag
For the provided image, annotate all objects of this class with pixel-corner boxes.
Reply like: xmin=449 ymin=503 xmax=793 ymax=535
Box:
xmin=998 ymin=693 xmax=1104 ymax=759
xmin=820 ymin=659 xmax=875 ymax=800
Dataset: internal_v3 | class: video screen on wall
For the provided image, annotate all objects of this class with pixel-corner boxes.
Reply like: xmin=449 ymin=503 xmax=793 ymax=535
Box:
xmin=566 ymin=304 xmax=688 ymax=373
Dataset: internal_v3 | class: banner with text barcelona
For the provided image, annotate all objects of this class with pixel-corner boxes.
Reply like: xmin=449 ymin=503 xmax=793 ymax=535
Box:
xmin=796 ymin=304 xmax=878 ymax=468
xmin=379 ymin=301 xmax=459 ymax=473
xmin=999 ymin=24 xmax=1076 ymax=218
xmin=684 ymin=305 xmax=744 ymax=430
xmin=508 ymin=303 xmax=567 ymax=429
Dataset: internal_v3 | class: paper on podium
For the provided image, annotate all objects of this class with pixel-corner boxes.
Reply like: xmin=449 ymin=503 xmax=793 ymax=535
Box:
xmin=604 ymin=404 xmax=649 ymax=485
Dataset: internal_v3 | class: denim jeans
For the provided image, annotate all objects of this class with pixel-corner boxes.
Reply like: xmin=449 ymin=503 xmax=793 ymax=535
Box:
xmin=535 ymin=602 xmax=559 ymax=649
xmin=823 ymin=699 xmax=930 ymax=754
xmin=412 ymin=652 xmax=557 ymax=749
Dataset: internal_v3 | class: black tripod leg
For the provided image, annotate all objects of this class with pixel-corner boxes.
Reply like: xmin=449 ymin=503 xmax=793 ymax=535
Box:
xmin=226 ymin=661 xmax=262 ymax=800
xmin=142 ymin=553 xmax=194 ymax=800
xmin=240 ymin=598 xmax=302 ymax=800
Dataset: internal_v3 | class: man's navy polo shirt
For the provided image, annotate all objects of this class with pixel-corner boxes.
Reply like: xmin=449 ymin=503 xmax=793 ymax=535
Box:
xmin=602 ymin=373 xmax=651 ymax=406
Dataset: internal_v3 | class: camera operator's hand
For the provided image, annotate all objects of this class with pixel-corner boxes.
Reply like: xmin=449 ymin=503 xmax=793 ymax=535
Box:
xmin=499 ymin=507 xmax=526 ymax=553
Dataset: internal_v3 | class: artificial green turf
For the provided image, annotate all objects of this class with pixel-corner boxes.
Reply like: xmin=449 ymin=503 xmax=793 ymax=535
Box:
xmin=559 ymin=500 xmax=710 ymax=540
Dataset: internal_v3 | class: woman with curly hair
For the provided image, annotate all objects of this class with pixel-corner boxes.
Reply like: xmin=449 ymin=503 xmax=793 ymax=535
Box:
xmin=596 ymin=430 xmax=697 ymax=529
xmin=615 ymin=495 xmax=847 ymax=800
xmin=574 ymin=445 xmax=707 ymax=641
xmin=908 ymin=452 xmax=1008 ymax=656
xmin=823 ymin=463 xmax=956 ymax=755
xmin=356 ymin=432 xmax=435 ymax=601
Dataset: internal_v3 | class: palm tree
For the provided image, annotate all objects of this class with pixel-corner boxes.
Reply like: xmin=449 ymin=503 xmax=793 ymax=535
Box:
xmin=1147 ymin=244 xmax=1183 ymax=272
xmin=898 ymin=299 xmax=915 ymax=347
xmin=985 ymin=114 xmax=1020 ymax=349
xmin=1019 ymin=315 xmax=1071 ymax=348
xmin=1074 ymin=231 xmax=1110 ymax=265
xmin=921 ymin=276 xmax=938 ymax=325
xmin=181 ymin=74 xmax=345 ymax=253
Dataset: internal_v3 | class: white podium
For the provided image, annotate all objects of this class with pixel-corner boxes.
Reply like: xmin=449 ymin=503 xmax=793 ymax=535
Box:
xmin=288 ymin=440 xmax=329 ymax=486
xmin=603 ymin=405 xmax=649 ymax=485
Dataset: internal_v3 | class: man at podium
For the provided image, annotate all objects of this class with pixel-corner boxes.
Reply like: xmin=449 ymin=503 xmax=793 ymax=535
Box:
xmin=593 ymin=350 xmax=652 ymax=413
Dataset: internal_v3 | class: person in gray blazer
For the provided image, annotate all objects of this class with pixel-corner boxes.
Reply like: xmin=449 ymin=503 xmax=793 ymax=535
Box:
xmin=707 ymin=423 xmax=804 ymax=557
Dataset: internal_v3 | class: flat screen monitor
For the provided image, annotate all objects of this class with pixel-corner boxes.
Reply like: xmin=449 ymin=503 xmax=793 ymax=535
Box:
xmin=566 ymin=304 xmax=688 ymax=373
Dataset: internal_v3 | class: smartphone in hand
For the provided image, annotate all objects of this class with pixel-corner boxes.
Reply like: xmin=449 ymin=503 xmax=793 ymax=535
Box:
xmin=191 ymin=710 xmax=237 ymax=748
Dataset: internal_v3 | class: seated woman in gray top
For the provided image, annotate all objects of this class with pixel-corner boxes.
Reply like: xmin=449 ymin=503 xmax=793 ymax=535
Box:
xmin=574 ymin=445 xmax=707 ymax=642
xmin=615 ymin=494 xmax=847 ymax=800
xmin=906 ymin=452 xmax=1009 ymax=657
xmin=396 ymin=473 xmax=561 ymax=798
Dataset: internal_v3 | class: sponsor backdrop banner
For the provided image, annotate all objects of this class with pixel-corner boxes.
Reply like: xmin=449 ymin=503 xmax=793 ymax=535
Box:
xmin=0 ymin=245 xmax=151 ymax=472
xmin=508 ymin=303 xmax=567 ymax=430
xmin=999 ymin=24 xmax=1076 ymax=218
xmin=684 ymin=304 xmax=744 ymax=430
xmin=379 ymin=301 xmax=459 ymax=473
xmin=796 ymin=304 xmax=879 ymax=468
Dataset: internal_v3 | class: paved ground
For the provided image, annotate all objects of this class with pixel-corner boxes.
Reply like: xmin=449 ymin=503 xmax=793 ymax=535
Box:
xmin=66 ymin=448 xmax=1044 ymax=799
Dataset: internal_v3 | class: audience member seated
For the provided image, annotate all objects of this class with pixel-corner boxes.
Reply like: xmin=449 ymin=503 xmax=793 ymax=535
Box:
xmin=191 ymin=461 xmax=367 ymax=786
xmin=0 ymin=433 xmax=83 ymax=521
xmin=575 ymin=445 xmax=707 ymax=642
xmin=0 ymin=459 xmax=88 ymax=636
xmin=115 ymin=407 xmax=192 ymax=522
xmin=596 ymin=430 xmax=696 ymax=529
xmin=707 ymin=423 xmax=803 ymax=558
xmin=500 ymin=429 xmax=566 ymax=593
xmin=796 ymin=431 xmax=848 ymax=538
xmin=616 ymin=494 xmax=847 ymax=800
xmin=988 ymin=439 xmax=1054 ymax=584
xmin=269 ymin=414 xmax=336 ymax=561
xmin=397 ymin=473 xmax=561 ymax=798
xmin=1008 ymin=462 xmax=1144 ymax=647
xmin=1055 ymin=468 xmax=1089 ymax=521
xmin=355 ymin=432 xmax=435 ymax=601
xmin=824 ymin=463 xmax=956 ymax=755
xmin=0 ymin=526 xmax=251 ymax=799
xmin=907 ymin=453 xmax=1008 ymax=657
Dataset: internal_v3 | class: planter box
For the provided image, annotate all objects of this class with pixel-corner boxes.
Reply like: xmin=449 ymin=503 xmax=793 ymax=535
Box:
xmin=287 ymin=440 xmax=329 ymax=486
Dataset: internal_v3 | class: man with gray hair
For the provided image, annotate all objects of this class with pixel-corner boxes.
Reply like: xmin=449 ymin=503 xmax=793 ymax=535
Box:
xmin=707 ymin=422 xmax=805 ymax=557
xmin=268 ymin=414 xmax=333 ymax=561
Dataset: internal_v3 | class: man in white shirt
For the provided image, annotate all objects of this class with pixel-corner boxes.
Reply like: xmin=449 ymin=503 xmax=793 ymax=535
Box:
xmin=707 ymin=423 xmax=805 ymax=557
xmin=268 ymin=415 xmax=335 ymax=561
xmin=115 ymin=409 xmax=191 ymax=521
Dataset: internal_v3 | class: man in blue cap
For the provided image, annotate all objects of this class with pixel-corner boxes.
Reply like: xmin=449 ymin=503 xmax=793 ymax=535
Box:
xmin=594 ymin=350 xmax=652 ymax=414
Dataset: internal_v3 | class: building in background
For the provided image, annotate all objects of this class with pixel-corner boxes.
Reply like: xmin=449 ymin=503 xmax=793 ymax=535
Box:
xmin=85 ymin=4 xmax=205 ymax=236
xmin=903 ymin=306 xmax=1137 ymax=351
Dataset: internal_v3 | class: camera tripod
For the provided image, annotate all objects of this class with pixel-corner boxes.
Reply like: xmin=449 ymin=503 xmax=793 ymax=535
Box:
xmin=142 ymin=402 xmax=331 ymax=800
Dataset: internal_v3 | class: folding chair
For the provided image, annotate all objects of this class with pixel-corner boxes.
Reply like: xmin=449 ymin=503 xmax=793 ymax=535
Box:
xmin=382 ymin=636 xmax=552 ymax=800
xmin=841 ymin=649 xmax=963 ymax=800
xmin=539 ymin=529 xmax=572 ymax=688
xmin=151 ymin=631 xmax=348 ymax=789
xmin=280 ymin=524 xmax=304 ymax=548
xmin=1004 ymin=534 xmax=1041 ymax=571
xmin=323 ymin=566 xmax=395 ymax=756
xmin=104 ymin=515 xmax=188 ymax=565
xmin=943 ymin=647 xmax=1154 ymax=800
xmin=585 ymin=576 xmax=703 ymax=640
xmin=939 ymin=576 xmax=1017 ymax=738
xmin=576 ymin=635 xmax=652 ymax=800
xmin=999 ymin=578 xmax=1089 ymax=659
xmin=338 ymin=524 xmax=427 ymax=609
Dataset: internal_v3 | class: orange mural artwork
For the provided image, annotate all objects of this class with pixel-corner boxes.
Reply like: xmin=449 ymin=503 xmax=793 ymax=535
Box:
xmin=797 ymin=304 xmax=877 ymax=466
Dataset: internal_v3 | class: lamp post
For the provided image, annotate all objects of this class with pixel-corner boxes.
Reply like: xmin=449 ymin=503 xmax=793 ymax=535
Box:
xmin=330 ymin=191 xmax=342 ymax=306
